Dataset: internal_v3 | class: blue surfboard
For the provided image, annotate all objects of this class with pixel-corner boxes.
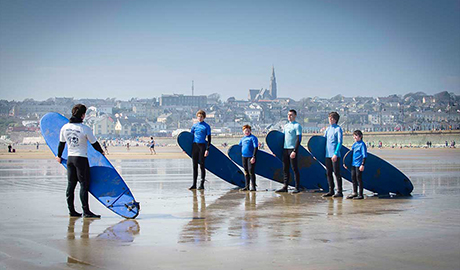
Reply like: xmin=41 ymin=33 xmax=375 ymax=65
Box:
xmin=308 ymin=135 xmax=413 ymax=196
xmin=40 ymin=112 xmax=140 ymax=219
xmin=307 ymin=135 xmax=352 ymax=181
xmin=227 ymin=145 xmax=286 ymax=186
xmin=177 ymin=131 xmax=245 ymax=188
xmin=265 ymin=130 xmax=329 ymax=190
xmin=342 ymin=146 xmax=413 ymax=196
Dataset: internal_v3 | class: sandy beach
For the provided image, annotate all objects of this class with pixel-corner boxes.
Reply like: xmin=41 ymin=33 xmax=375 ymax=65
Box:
xmin=0 ymin=146 xmax=459 ymax=270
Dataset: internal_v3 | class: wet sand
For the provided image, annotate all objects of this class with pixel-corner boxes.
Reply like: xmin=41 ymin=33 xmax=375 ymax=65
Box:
xmin=0 ymin=148 xmax=459 ymax=269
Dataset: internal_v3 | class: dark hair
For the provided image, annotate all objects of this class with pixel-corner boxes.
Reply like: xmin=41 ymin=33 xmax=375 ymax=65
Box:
xmin=353 ymin=130 xmax=363 ymax=138
xmin=150 ymin=137 xmax=153 ymax=139
xmin=329 ymin=112 xmax=340 ymax=123
xmin=289 ymin=109 xmax=297 ymax=116
xmin=242 ymin=124 xmax=251 ymax=130
xmin=196 ymin=110 xmax=206 ymax=118
xmin=72 ymin=104 xmax=87 ymax=118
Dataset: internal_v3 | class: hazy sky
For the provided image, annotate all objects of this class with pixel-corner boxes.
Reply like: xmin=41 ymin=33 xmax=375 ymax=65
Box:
xmin=1 ymin=0 xmax=459 ymax=101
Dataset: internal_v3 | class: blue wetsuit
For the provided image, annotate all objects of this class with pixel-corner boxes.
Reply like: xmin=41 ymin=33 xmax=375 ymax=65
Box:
xmin=190 ymin=121 xmax=211 ymax=186
xmin=350 ymin=140 xmax=368 ymax=197
xmin=239 ymin=134 xmax=259 ymax=189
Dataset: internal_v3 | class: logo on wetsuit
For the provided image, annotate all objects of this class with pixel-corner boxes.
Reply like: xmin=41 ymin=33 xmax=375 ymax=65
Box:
xmin=66 ymin=129 xmax=80 ymax=147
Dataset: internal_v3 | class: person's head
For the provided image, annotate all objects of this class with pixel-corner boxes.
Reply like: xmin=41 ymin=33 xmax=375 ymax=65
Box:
xmin=72 ymin=104 xmax=87 ymax=120
xmin=150 ymin=137 xmax=153 ymax=140
xmin=288 ymin=109 xmax=297 ymax=122
xmin=353 ymin=130 xmax=363 ymax=142
xmin=328 ymin=112 xmax=340 ymax=125
xmin=242 ymin=124 xmax=251 ymax=136
xmin=196 ymin=110 xmax=206 ymax=122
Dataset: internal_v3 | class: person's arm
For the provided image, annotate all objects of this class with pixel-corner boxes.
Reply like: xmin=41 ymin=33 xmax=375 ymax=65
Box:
xmin=57 ymin=142 xmax=66 ymax=158
xmin=56 ymin=127 xmax=66 ymax=162
xmin=252 ymin=137 xmax=258 ymax=158
xmin=92 ymin=142 xmax=104 ymax=155
xmin=206 ymin=124 xmax=211 ymax=150
xmin=294 ymin=135 xmax=301 ymax=152
xmin=206 ymin=135 xmax=211 ymax=150
xmin=362 ymin=143 xmax=368 ymax=164
xmin=334 ymin=128 xmax=343 ymax=156
xmin=294 ymin=124 xmax=302 ymax=152
xmin=359 ymin=143 xmax=367 ymax=171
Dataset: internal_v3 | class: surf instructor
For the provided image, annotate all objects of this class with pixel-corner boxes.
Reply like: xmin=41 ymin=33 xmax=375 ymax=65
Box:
xmin=56 ymin=104 xmax=105 ymax=218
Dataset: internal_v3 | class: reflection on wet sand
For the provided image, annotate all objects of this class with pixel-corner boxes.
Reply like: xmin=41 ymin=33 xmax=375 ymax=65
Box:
xmin=66 ymin=218 xmax=140 ymax=265
xmin=229 ymin=191 xmax=260 ymax=241
xmin=179 ymin=190 xmax=246 ymax=243
xmin=326 ymin=197 xmax=343 ymax=216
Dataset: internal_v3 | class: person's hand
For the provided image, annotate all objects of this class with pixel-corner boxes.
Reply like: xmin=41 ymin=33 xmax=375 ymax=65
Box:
xmin=290 ymin=151 xmax=296 ymax=159
xmin=250 ymin=157 xmax=256 ymax=164
xmin=55 ymin=157 xmax=62 ymax=163
xmin=359 ymin=165 xmax=364 ymax=172
xmin=332 ymin=155 xmax=337 ymax=162
xmin=204 ymin=150 xmax=209 ymax=157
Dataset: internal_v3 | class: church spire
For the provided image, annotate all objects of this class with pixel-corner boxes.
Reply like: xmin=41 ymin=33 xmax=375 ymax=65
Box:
xmin=269 ymin=65 xmax=277 ymax=99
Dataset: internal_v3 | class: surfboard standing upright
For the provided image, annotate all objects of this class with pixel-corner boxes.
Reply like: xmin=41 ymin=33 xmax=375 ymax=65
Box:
xmin=308 ymin=135 xmax=413 ymax=196
xmin=40 ymin=112 xmax=140 ymax=219
xmin=265 ymin=130 xmax=329 ymax=190
xmin=177 ymin=131 xmax=245 ymax=188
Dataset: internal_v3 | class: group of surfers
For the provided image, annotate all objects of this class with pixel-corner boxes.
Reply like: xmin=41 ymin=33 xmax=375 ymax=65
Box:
xmin=56 ymin=104 xmax=368 ymax=218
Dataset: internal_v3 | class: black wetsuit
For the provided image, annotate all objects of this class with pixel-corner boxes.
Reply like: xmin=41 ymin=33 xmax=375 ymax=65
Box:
xmin=282 ymin=135 xmax=301 ymax=190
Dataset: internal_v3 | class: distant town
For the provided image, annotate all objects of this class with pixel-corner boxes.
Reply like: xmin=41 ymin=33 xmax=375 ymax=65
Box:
xmin=1 ymin=67 xmax=459 ymax=143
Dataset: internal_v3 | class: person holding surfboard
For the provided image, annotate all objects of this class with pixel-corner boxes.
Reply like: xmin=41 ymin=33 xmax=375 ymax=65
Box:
xmin=189 ymin=110 xmax=211 ymax=190
xmin=56 ymin=104 xmax=105 ymax=218
xmin=276 ymin=109 xmax=302 ymax=194
xmin=238 ymin=124 xmax=258 ymax=191
xmin=322 ymin=112 xmax=344 ymax=198
xmin=343 ymin=130 xmax=367 ymax=200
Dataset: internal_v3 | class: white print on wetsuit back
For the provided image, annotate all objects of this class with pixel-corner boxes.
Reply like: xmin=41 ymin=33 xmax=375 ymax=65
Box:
xmin=60 ymin=123 xmax=97 ymax=157
xmin=67 ymin=130 xmax=81 ymax=147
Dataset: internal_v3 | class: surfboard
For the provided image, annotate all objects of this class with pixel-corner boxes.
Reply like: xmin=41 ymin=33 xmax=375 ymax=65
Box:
xmin=40 ymin=112 xmax=140 ymax=219
xmin=307 ymin=135 xmax=352 ymax=181
xmin=177 ymin=131 xmax=245 ymax=188
xmin=342 ymin=146 xmax=413 ymax=196
xmin=227 ymin=144 xmax=286 ymax=186
xmin=265 ymin=130 xmax=329 ymax=190
xmin=308 ymin=135 xmax=413 ymax=196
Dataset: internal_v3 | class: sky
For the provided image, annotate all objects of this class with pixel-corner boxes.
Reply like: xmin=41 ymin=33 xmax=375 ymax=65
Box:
xmin=0 ymin=0 xmax=459 ymax=101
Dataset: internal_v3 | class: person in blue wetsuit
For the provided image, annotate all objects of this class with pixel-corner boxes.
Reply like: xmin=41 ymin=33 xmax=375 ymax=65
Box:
xmin=239 ymin=124 xmax=258 ymax=191
xmin=276 ymin=109 xmax=302 ymax=194
xmin=344 ymin=130 xmax=367 ymax=200
xmin=189 ymin=110 xmax=211 ymax=190
xmin=322 ymin=112 xmax=344 ymax=198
